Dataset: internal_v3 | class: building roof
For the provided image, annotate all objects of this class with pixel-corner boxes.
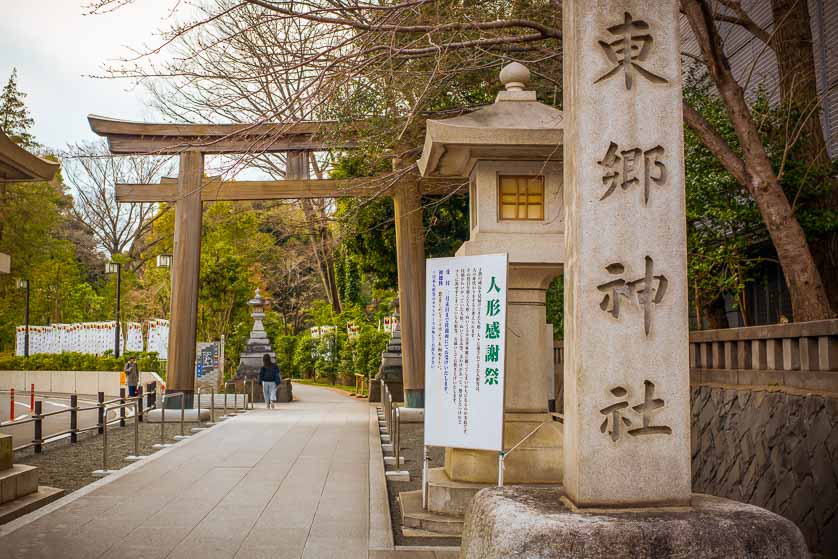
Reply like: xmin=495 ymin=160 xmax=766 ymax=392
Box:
xmin=0 ymin=129 xmax=59 ymax=183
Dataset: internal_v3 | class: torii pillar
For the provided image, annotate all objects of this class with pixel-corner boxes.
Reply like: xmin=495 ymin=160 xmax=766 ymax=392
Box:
xmin=166 ymin=151 xmax=204 ymax=406
xmin=393 ymin=175 xmax=426 ymax=408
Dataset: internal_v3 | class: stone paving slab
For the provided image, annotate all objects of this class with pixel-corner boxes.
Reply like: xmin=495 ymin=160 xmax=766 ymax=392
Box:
xmin=0 ymin=384 xmax=382 ymax=559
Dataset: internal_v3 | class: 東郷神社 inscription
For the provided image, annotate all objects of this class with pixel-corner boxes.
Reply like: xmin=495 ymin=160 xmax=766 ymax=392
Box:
xmin=595 ymin=11 xmax=669 ymax=90
xmin=564 ymin=0 xmax=691 ymax=506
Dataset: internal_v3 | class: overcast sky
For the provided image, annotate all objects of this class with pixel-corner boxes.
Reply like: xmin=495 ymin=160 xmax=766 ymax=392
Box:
xmin=0 ymin=0 xmax=180 ymax=151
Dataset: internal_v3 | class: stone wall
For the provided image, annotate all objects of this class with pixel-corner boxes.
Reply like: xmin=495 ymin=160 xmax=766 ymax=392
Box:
xmin=691 ymin=385 xmax=838 ymax=556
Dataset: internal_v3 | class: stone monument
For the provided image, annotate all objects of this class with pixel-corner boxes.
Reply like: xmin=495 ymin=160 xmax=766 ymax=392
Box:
xmin=236 ymin=289 xmax=292 ymax=403
xmin=459 ymin=1 xmax=808 ymax=557
xmin=0 ymin=434 xmax=63 ymax=523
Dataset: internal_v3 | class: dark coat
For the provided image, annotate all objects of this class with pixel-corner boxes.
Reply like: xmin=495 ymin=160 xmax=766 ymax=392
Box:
xmin=259 ymin=363 xmax=281 ymax=384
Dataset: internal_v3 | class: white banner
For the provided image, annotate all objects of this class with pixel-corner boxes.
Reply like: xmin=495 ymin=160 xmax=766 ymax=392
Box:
xmin=424 ymin=253 xmax=508 ymax=452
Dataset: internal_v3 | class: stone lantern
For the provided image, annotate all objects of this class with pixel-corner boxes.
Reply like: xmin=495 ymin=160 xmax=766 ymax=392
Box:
xmin=236 ymin=288 xmax=276 ymax=397
xmin=417 ymin=61 xmax=564 ymax=488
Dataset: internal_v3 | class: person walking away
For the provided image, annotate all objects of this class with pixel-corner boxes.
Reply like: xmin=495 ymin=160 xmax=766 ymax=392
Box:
xmin=124 ymin=356 xmax=139 ymax=398
xmin=260 ymin=354 xmax=281 ymax=409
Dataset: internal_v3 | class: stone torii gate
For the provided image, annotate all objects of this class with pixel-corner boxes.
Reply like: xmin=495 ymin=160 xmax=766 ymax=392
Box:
xmin=89 ymin=115 xmax=456 ymax=407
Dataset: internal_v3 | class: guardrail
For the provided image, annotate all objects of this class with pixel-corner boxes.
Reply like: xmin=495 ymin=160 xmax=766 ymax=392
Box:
xmin=1 ymin=382 xmax=159 ymax=453
xmin=196 ymin=386 xmax=215 ymax=423
xmin=381 ymin=379 xmax=392 ymax=436
xmin=158 ymin=391 xmax=186 ymax=445
xmin=100 ymin=398 xmax=142 ymax=474
xmin=221 ymin=380 xmax=252 ymax=417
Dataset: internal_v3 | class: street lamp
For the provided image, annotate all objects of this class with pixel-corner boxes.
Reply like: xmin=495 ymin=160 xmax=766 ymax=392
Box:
xmin=156 ymin=254 xmax=172 ymax=269
xmin=17 ymin=279 xmax=29 ymax=358
xmin=105 ymin=261 xmax=122 ymax=358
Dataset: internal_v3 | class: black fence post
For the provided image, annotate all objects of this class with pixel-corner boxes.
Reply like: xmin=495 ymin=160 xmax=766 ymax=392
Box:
xmin=119 ymin=388 xmax=126 ymax=428
xmin=34 ymin=400 xmax=43 ymax=453
xmin=70 ymin=394 xmax=78 ymax=443
xmin=97 ymin=391 xmax=105 ymax=434
xmin=147 ymin=382 xmax=156 ymax=409
xmin=137 ymin=386 xmax=144 ymax=422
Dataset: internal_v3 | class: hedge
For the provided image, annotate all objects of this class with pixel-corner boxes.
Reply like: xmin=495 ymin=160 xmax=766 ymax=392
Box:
xmin=0 ymin=352 xmax=165 ymax=376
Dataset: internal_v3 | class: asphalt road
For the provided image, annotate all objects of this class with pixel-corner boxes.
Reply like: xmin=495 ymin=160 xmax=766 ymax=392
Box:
xmin=0 ymin=393 xmax=125 ymax=450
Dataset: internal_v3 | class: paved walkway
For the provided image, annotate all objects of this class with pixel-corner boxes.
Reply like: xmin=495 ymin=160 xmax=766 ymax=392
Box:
xmin=0 ymin=384 xmax=434 ymax=559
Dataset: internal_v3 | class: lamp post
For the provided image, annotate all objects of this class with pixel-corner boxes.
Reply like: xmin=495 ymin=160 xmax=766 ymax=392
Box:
xmin=157 ymin=254 xmax=173 ymax=319
xmin=17 ymin=279 xmax=29 ymax=358
xmin=156 ymin=254 xmax=173 ymax=269
xmin=105 ymin=261 xmax=122 ymax=358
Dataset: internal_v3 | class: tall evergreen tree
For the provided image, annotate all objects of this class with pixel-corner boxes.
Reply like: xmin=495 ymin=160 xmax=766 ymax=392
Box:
xmin=0 ymin=68 xmax=36 ymax=148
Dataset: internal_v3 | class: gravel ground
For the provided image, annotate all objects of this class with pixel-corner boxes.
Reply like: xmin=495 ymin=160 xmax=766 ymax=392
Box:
xmin=384 ymin=421 xmax=461 ymax=547
xmin=13 ymin=416 xmax=214 ymax=494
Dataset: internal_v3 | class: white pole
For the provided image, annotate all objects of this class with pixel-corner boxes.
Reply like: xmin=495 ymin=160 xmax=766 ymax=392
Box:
xmin=219 ymin=335 xmax=226 ymax=382
xmin=422 ymin=445 xmax=430 ymax=510
xmin=498 ymin=452 xmax=505 ymax=488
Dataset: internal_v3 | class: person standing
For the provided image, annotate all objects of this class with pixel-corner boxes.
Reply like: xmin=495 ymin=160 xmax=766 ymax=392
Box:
xmin=260 ymin=354 xmax=281 ymax=409
xmin=124 ymin=355 xmax=139 ymax=397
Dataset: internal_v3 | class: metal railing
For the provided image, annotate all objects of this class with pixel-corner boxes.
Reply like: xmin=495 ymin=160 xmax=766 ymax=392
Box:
xmin=1 ymin=382 xmax=159 ymax=453
xmin=381 ymin=379 xmax=392 ymax=436
xmin=158 ymin=391 xmax=185 ymax=446
xmin=221 ymin=380 xmax=251 ymax=416
xmin=101 ymin=399 xmax=141 ymax=473
xmin=195 ymin=386 xmax=215 ymax=423
xmin=394 ymin=407 xmax=402 ymax=470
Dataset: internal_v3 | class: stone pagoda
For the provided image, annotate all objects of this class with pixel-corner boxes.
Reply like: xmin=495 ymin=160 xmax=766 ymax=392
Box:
xmin=236 ymin=290 xmax=275 ymax=391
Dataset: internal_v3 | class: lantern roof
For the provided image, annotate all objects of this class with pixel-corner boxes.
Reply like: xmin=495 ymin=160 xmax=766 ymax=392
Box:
xmin=247 ymin=288 xmax=266 ymax=308
xmin=417 ymin=62 xmax=564 ymax=178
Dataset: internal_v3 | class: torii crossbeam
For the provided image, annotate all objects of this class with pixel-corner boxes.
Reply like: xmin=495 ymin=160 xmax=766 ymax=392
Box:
xmin=90 ymin=114 xmax=456 ymax=407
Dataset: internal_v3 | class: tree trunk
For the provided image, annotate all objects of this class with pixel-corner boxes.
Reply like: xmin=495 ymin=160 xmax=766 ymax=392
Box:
xmin=287 ymin=152 xmax=342 ymax=315
xmin=300 ymin=199 xmax=342 ymax=315
xmin=682 ymin=0 xmax=833 ymax=322
xmin=770 ymin=0 xmax=830 ymax=169
xmin=770 ymin=0 xmax=838 ymax=312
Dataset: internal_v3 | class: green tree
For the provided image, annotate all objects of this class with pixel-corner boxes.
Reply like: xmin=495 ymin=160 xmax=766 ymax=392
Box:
xmin=0 ymin=69 xmax=36 ymax=148
xmin=333 ymin=155 xmax=470 ymax=291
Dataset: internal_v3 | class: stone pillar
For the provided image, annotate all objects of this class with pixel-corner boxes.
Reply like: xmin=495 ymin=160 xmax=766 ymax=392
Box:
xmin=563 ymin=0 xmax=691 ymax=507
xmin=393 ymin=179 xmax=426 ymax=408
xmin=459 ymin=6 xmax=808 ymax=556
xmin=166 ymin=150 xmax=204 ymax=407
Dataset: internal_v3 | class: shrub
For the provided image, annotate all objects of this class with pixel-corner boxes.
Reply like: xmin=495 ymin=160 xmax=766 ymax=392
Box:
xmin=292 ymin=333 xmax=316 ymax=379
xmin=338 ymin=336 xmax=356 ymax=386
xmin=354 ymin=327 xmax=390 ymax=379
xmin=314 ymin=331 xmax=339 ymax=385
xmin=0 ymin=352 xmax=163 ymax=375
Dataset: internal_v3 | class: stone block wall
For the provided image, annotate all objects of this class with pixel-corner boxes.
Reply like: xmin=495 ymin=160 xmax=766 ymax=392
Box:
xmin=691 ymin=385 xmax=838 ymax=556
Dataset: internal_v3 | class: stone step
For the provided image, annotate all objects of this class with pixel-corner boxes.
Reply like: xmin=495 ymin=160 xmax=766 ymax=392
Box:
xmin=0 ymin=486 xmax=64 ymax=525
xmin=0 ymin=465 xmax=39 ymax=504
xmin=401 ymin=526 xmax=462 ymax=540
xmin=399 ymin=489 xmax=464 ymax=536
xmin=427 ymin=467 xmax=491 ymax=517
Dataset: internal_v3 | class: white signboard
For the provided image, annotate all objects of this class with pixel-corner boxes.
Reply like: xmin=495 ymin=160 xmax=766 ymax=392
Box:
xmin=424 ymin=253 xmax=508 ymax=451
